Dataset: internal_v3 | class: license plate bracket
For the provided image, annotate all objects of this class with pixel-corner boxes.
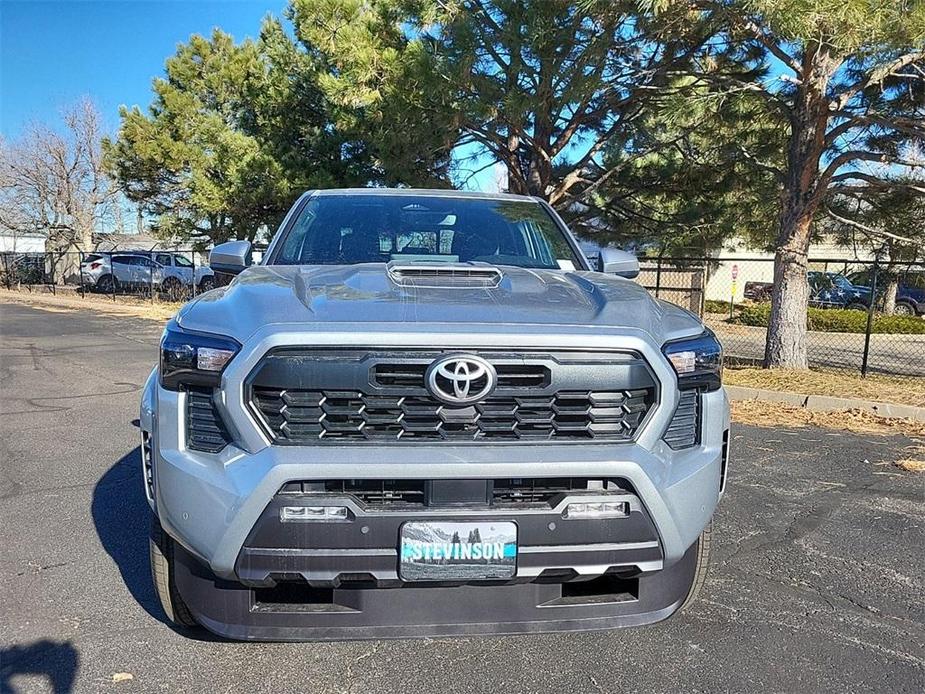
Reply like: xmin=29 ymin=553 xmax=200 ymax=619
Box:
xmin=399 ymin=521 xmax=517 ymax=582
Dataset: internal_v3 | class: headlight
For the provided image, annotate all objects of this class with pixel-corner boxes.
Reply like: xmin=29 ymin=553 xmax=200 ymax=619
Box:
xmin=662 ymin=330 xmax=723 ymax=391
xmin=159 ymin=324 xmax=239 ymax=391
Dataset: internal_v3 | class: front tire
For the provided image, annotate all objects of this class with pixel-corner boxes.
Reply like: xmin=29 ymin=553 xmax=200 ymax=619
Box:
xmin=96 ymin=274 xmax=115 ymax=293
xmin=678 ymin=522 xmax=712 ymax=612
xmin=160 ymin=276 xmax=183 ymax=301
xmin=149 ymin=515 xmax=199 ymax=629
xmin=893 ymin=302 xmax=916 ymax=317
xmin=846 ymin=302 xmax=868 ymax=312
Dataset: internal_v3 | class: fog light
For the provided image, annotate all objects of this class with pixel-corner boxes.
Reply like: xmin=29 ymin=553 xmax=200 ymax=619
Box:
xmin=563 ymin=501 xmax=629 ymax=519
xmin=280 ymin=505 xmax=349 ymax=522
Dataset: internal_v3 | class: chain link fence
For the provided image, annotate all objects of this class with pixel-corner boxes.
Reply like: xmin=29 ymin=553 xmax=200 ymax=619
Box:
xmin=0 ymin=248 xmax=212 ymax=302
xmin=640 ymin=256 xmax=925 ymax=379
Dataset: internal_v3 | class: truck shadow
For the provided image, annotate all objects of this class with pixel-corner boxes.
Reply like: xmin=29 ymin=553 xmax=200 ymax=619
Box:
xmin=90 ymin=449 xmax=227 ymax=642
xmin=90 ymin=448 xmax=166 ymax=625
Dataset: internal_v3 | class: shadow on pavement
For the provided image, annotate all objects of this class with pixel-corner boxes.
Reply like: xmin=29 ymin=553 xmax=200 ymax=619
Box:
xmin=90 ymin=447 xmax=166 ymax=625
xmin=91 ymin=448 xmax=227 ymax=643
xmin=0 ymin=640 xmax=79 ymax=694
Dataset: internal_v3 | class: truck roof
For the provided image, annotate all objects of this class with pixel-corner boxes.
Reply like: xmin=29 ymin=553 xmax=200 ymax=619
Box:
xmin=307 ymin=188 xmax=541 ymax=203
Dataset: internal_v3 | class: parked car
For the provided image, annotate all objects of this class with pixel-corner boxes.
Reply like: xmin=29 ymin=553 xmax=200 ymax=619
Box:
xmin=141 ymin=188 xmax=729 ymax=641
xmin=743 ymin=280 xmax=772 ymax=302
xmin=81 ymin=253 xmax=164 ymax=293
xmin=846 ymin=269 xmax=925 ymax=316
xmin=742 ymin=272 xmax=869 ymax=311
xmin=807 ymin=271 xmax=870 ymax=311
xmin=81 ymin=252 xmax=215 ymax=295
xmin=140 ymin=251 xmax=215 ymax=293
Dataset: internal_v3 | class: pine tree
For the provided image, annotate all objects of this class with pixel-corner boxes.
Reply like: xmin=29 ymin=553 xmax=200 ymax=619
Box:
xmin=651 ymin=0 xmax=925 ymax=367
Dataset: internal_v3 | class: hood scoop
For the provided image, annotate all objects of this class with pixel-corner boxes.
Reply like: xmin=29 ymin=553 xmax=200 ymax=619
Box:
xmin=386 ymin=261 xmax=503 ymax=288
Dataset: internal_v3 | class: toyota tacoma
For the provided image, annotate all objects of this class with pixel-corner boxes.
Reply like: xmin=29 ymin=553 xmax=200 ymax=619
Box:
xmin=140 ymin=188 xmax=729 ymax=640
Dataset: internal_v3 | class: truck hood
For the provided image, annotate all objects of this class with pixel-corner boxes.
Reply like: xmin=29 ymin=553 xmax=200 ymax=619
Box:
xmin=177 ymin=264 xmax=703 ymax=344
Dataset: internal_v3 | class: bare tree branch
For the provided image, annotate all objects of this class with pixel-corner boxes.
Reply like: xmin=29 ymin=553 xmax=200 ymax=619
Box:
xmin=0 ymin=99 xmax=120 ymax=249
xmin=830 ymin=172 xmax=925 ymax=195
xmin=826 ymin=206 xmax=920 ymax=245
xmin=833 ymin=50 xmax=925 ymax=111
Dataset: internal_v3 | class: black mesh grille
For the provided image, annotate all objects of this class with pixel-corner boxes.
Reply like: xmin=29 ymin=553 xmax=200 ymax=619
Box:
xmin=663 ymin=390 xmax=699 ymax=449
xmin=186 ymin=387 xmax=232 ymax=453
xmin=247 ymin=348 xmax=657 ymax=445
xmin=252 ymin=387 xmax=652 ymax=443
xmin=279 ymin=478 xmax=627 ymax=508
xmin=490 ymin=478 xmax=624 ymax=505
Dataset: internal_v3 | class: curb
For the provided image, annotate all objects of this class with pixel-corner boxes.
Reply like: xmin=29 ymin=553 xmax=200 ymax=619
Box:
xmin=725 ymin=385 xmax=925 ymax=422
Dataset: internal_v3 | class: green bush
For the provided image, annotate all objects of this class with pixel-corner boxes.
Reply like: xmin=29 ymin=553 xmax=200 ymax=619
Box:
xmin=704 ymin=299 xmax=733 ymax=314
xmin=732 ymin=303 xmax=925 ymax=334
xmin=735 ymin=303 xmax=771 ymax=326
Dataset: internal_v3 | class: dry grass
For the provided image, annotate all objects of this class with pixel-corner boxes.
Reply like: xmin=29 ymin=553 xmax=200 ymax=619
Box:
xmin=726 ymin=367 xmax=925 ymax=408
xmin=731 ymin=399 xmax=925 ymax=437
xmin=896 ymin=459 xmax=925 ymax=473
xmin=894 ymin=445 xmax=925 ymax=473
xmin=0 ymin=287 xmax=181 ymax=322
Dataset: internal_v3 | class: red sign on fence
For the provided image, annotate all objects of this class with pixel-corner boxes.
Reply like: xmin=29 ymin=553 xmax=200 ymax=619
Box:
xmin=731 ymin=264 xmax=739 ymax=280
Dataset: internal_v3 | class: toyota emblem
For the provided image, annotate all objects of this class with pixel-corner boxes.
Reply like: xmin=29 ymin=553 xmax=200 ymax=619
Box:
xmin=425 ymin=355 xmax=497 ymax=405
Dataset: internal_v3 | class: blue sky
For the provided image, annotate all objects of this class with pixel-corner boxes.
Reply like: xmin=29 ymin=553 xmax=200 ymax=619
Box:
xmin=0 ymin=0 xmax=496 ymax=191
xmin=0 ymin=1 xmax=284 ymax=136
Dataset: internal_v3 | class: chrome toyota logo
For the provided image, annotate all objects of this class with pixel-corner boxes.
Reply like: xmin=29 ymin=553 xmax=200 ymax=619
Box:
xmin=425 ymin=355 xmax=497 ymax=405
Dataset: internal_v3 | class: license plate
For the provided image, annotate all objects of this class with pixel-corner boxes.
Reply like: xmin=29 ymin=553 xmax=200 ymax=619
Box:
xmin=399 ymin=521 xmax=517 ymax=582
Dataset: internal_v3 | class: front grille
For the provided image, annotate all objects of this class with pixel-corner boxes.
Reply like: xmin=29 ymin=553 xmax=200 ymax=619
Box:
xmin=663 ymin=390 xmax=699 ymax=449
xmin=247 ymin=349 xmax=657 ymax=446
xmin=490 ymin=478 xmax=626 ymax=505
xmin=186 ymin=387 xmax=232 ymax=453
xmin=279 ymin=478 xmax=628 ymax=508
xmin=283 ymin=479 xmax=428 ymax=506
xmin=252 ymin=387 xmax=651 ymax=442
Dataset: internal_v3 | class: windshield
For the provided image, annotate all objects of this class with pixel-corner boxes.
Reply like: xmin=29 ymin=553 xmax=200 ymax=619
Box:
xmin=270 ymin=193 xmax=583 ymax=270
xmin=829 ymin=274 xmax=855 ymax=290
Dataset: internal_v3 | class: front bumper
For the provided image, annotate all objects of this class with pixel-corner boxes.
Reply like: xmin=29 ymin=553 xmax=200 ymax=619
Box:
xmin=172 ymin=534 xmax=701 ymax=640
xmin=171 ymin=475 xmax=704 ymax=640
xmin=140 ymin=331 xmax=729 ymax=639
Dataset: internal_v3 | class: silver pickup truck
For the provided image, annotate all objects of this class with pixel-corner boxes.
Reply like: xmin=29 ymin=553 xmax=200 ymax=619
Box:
xmin=140 ymin=188 xmax=729 ymax=641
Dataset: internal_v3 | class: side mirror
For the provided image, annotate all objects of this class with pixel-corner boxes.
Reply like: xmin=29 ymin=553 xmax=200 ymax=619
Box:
xmin=599 ymin=248 xmax=639 ymax=279
xmin=210 ymin=240 xmax=253 ymax=276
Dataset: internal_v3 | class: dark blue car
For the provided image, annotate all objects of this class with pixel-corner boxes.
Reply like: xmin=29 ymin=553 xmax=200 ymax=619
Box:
xmin=847 ymin=270 xmax=925 ymax=316
xmin=808 ymin=272 xmax=871 ymax=311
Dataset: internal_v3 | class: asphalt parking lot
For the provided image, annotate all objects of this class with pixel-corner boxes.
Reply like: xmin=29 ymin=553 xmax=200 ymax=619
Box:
xmin=1 ymin=301 xmax=923 ymax=693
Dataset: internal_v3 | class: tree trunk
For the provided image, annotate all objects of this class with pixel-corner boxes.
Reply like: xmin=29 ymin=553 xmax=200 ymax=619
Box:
xmin=503 ymin=131 xmax=526 ymax=195
xmin=882 ymin=248 xmax=898 ymax=314
xmin=526 ymin=59 xmax=554 ymax=198
xmin=765 ymin=233 xmax=811 ymax=368
xmin=882 ymin=276 xmax=899 ymax=314
xmin=764 ymin=43 xmax=840 ymax=369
